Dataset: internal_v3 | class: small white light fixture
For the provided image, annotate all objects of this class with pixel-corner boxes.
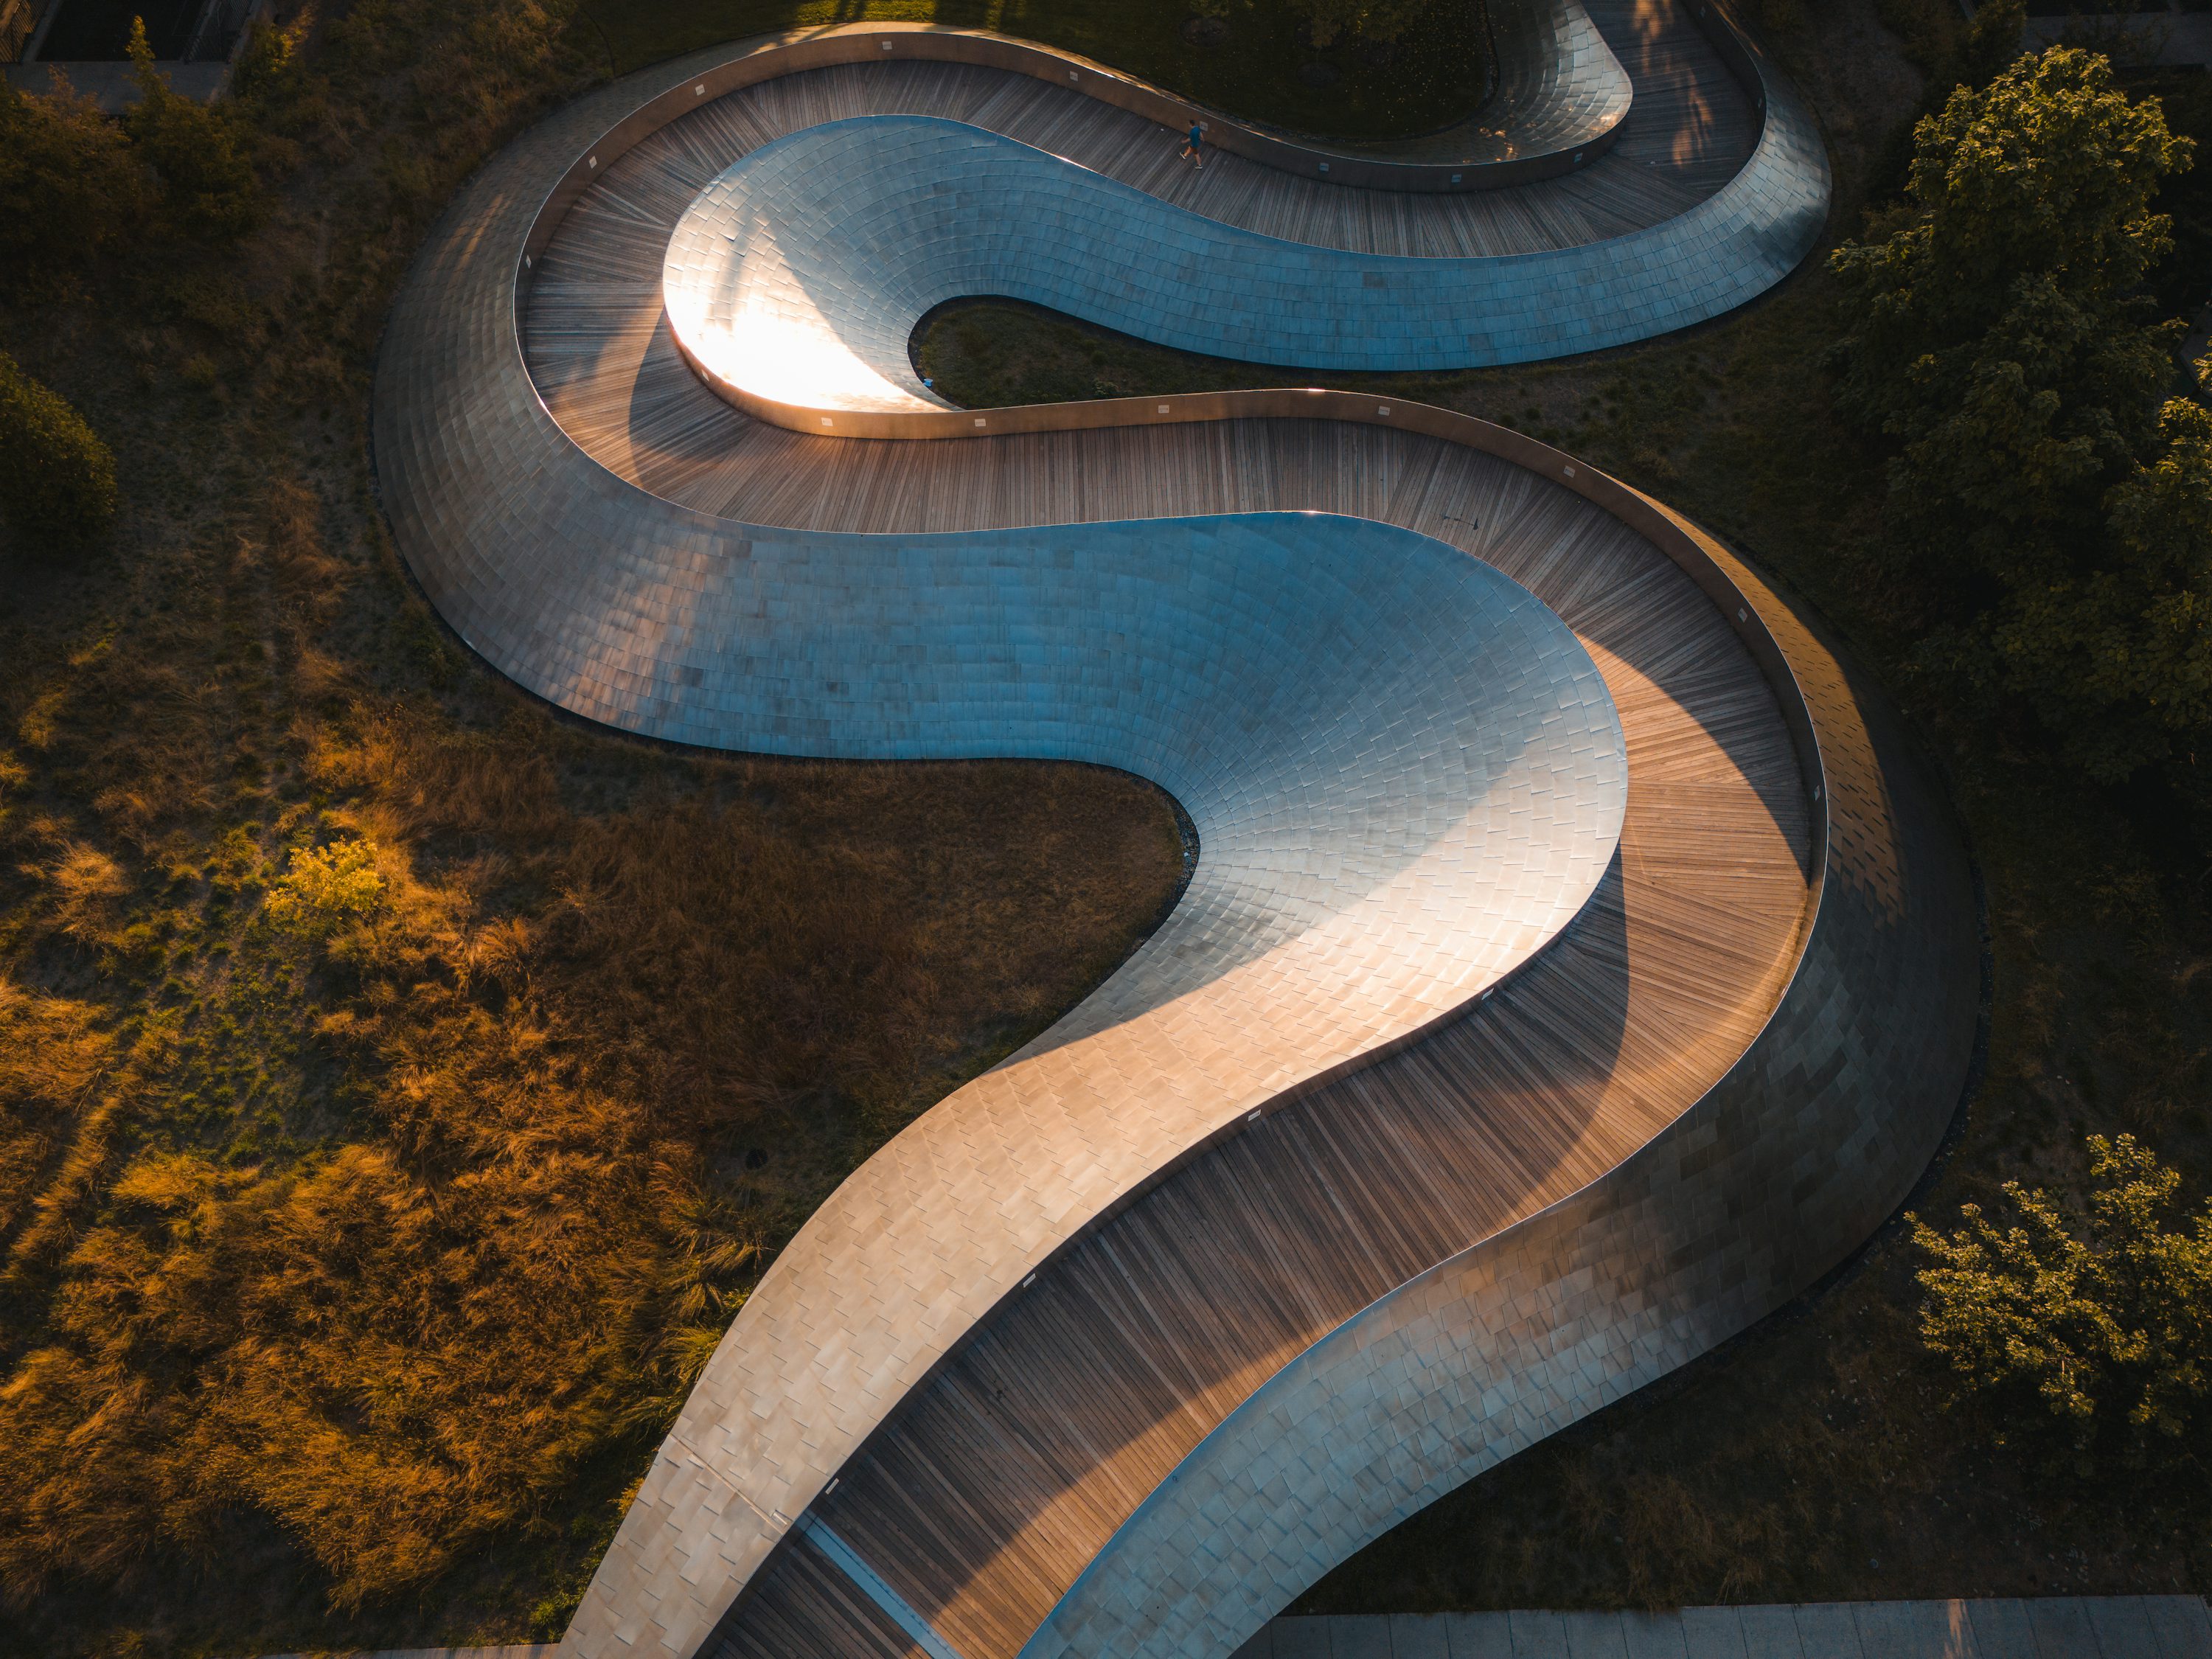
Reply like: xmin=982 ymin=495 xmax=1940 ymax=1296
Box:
xmin=1157 ymin=403 xmax=1170 ymax=414
xmin=973 ymin=417 xmax=987 ymax=427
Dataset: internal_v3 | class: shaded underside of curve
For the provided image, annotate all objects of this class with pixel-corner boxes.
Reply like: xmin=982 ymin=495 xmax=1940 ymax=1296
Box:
xmin=1331 ymin=0 xmax=1631 ymax=166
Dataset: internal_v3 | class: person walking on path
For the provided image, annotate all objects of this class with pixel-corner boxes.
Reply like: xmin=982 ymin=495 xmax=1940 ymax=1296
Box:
xmin=1179 ymin=120 xmax=1207 ymax=169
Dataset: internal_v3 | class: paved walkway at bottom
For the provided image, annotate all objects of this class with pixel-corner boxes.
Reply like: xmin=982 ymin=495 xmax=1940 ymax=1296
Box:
xmin=260 ymin=1601 xmax=2212 ymax=1659
xmin=1238 ymin=1600 xmax=2212 ymax=1659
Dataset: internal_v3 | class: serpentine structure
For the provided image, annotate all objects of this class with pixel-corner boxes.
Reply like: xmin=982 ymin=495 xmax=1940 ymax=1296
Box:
xmin=372 ymin=3 xmax=1978 ymax=1657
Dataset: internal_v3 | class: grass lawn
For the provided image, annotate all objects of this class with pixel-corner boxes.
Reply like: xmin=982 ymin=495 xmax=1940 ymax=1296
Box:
xmin=574 ymin=0 xmax=1490 ymax=139
xmin=0 ymin=1 xmax=1188 ymax=1652
xmin=914 ymin=0 xmax=2212 ymax=1610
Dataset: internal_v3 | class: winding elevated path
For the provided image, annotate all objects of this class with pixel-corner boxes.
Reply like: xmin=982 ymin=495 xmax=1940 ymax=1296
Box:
xmin=373 ymin=9 xmax=1972 ymax=1659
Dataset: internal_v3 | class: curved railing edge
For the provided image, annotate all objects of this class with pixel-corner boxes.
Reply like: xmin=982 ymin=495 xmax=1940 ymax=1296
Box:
xmin=517 ymin=18 xmax=1621 ymax=262
xmin=383 ymin=15 xmax=1860 ymax=1655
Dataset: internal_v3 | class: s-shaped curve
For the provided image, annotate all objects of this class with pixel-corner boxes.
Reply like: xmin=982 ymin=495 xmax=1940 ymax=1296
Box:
xmin=661 ymin=108 xmax=1820 ymax=414
xmin=372 ymin=9 xmax=1971 ymax=1659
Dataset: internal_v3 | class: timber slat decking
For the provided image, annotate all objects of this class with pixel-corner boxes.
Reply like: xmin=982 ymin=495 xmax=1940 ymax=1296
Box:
xmin=704 ymin=548 xmax=1809 ymax=1658
xmin=728 ymin=1532 xmax=928 ymax=1659
xmin=366 ymin=6 xmax=1971 ymax=1655
xmin=521 ymin=27 xmax=1804 ymax=1648
xmin=501 ymin=21 xmax=1813 ymax=1656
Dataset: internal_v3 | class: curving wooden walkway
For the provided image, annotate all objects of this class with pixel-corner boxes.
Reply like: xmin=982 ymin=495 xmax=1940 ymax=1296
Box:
xmin=369 ymin=8 xmax=1969 ymax=1659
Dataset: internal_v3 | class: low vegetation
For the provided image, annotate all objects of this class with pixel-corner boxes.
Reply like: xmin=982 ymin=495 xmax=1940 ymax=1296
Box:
xmin=0 ymin=352 xmax=117 ymax=553
xmin=0 ymin=0 xmax=1182 ymax=1652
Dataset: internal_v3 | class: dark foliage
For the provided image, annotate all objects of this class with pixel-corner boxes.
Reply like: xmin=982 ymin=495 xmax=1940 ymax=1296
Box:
xmin=1830 ymin=49 xmax=2209 ymax=786
xmin=1913 ymin=1135 xmax=2212 ymax=1466
xmin=125 ymin=17 xmax=264 ymax=245
xmin=0 ymin=350 xmax=119 ymax=554
xmin=0 ymin=72 xmax=144 ymax=289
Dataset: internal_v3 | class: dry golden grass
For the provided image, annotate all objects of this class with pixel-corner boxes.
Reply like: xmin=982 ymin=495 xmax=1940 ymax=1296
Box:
xmin=0 ymin=4 xmax=1184 ymax=1648
xmin=0 ymin=459 xmax=1181 ymax=1638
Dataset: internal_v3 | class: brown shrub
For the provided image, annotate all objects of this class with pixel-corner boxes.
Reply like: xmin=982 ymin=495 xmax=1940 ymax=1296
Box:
xmin=0 ymin=981 xmax=111 ymax=1242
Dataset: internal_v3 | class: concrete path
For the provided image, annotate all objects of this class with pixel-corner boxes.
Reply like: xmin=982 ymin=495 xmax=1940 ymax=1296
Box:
xmin=1238 ymin=1600 xmax=2212 ymax=1659
xmin=255 ymin=1601 xmax=2212 ymax=1659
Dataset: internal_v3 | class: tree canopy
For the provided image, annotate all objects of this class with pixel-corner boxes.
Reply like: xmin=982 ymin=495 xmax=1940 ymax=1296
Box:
xmin=0 ymin=350 xmax=118 ymax=557
xmin=125 ymin=17 xmax=263 ymax=246
xmin=1830 ymin=49 xmax=2210 ymax=785
xmin=0 ymin=72 xmax=142 ymax=289
xmin=1913 ymin=1135 xmax=2212 ymax=1460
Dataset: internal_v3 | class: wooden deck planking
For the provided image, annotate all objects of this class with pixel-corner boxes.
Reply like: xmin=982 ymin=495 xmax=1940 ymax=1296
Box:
xmin=793 ymin=543 xmax=1811 ymax=1659
xmin=623 ymin=422 xmax=1815 ymax=1659
xmin=524 ymin=16 xmax=1799 ymax=1657
xmin=717 ymin=1531 xmax=927 ymax=1659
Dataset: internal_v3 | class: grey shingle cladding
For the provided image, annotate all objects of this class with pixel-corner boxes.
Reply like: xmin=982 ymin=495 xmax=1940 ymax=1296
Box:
xmin=368 ymin=10 xmax=1971 ymax=1659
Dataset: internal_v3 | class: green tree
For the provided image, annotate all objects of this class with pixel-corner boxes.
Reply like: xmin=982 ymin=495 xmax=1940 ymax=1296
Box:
xmin=0 ymin=351 xmax=119 ymax=556
xmin=1913 ymin=1135 xmax=2212 ymax=1460
xmin=0 ymin=72 xmax=145 ymax=290
xmin=125 ymin=15 xmax=262 ymax=245
xmin=1830 ymin=49 xmax=2210 ymax=781
xmin=227 ymin=11 xmax=302 ymax=102
xmin=1996 ymin=388 xmax=2212 ymax=752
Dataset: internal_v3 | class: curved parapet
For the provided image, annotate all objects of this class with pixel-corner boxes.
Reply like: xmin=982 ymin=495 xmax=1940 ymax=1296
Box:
xmin=370 ymin=10 xmax=1956 ymax=1659
xmin=1018 ymin=515 xmax=1972 ymax=1659
xmin=1331 ymin=0 xmax=1632 ymax=168
xmin=661 ymin=91 xmax=1815 ymax=417
xmin=1483 ymin=0 xmax=1635 ymax=159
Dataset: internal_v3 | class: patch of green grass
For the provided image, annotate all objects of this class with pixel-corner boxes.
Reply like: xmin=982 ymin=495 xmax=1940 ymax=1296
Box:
xmin=916 ymin=299 xmax=1309 ymax=404
xmin=578 ymin=0 xmax=1488 ymax=139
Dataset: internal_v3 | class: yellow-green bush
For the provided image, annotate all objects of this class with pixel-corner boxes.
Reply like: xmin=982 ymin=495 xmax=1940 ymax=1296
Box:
xmin=265 ymin=838 xmax=386 ymax=939
xmin=0 ymin=351 xmax=118 ymax=556
xmin=1913 ymin=1135 xmax=2212 ymax=1458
